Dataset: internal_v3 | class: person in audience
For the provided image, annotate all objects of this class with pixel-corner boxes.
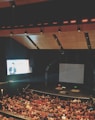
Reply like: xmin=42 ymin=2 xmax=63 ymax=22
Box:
xmin=0 ymin=88 xmax=95 ymax=120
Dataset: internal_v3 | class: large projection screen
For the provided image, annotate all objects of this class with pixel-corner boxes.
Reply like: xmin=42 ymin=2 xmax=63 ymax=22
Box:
xmin=7 ymin=59 xmax=32 ymax=75
xmin=59 ymin=63 xmax=84 ymax=84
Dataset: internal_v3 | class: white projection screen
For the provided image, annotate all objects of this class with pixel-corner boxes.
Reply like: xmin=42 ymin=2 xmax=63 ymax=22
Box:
xmin=59 ymin=63 xmax=84 ymax=84
xmin=7 ymin=59 xmax=32 ymax=75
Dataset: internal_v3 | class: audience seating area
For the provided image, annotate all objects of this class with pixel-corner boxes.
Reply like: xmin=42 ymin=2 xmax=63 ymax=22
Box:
xmin=0 ymin=87 xmax=95 ymax=120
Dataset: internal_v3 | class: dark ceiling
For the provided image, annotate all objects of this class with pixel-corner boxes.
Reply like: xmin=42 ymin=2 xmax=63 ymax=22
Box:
xmin=0 ymin=0 xmax=95 ymax=50
xmin=0 ymin=0 xmax=95 ymax=27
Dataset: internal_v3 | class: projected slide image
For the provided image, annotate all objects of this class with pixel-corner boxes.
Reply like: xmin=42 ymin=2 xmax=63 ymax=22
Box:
xmin=7 ymin=59 xmax=32 ymax=75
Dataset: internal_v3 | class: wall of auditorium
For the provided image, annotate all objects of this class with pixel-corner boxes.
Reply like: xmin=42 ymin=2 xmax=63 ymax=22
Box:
xmin=0 ymin=37 xmax=95 ymax=91
xmin=28 ymin=50 xmax=95 ymax=89
xmin=0 ymin=37 xmax=6 ymax=82
xmin=0 ymin=37 xmax=29 ymax=82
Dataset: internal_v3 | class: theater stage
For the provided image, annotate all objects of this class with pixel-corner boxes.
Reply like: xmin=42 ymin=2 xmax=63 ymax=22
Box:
xmin=30 ymin=83 xmax=93 ymax=100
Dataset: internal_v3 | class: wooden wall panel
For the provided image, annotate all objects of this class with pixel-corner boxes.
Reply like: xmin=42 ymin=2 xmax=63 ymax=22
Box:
xmin=11 ymin=35 xmax=37 ymax=49
xmin=29 ymin=33 xmax=61 ymax=49
xmin=56 ymin=31 xmax=87 ymax=49
xmin=88 ymin=30 xmax=95 ymax=49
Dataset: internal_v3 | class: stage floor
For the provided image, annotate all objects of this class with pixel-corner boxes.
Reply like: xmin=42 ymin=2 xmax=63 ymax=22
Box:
xmin=30 ymin=84 xmax=93 ymax=99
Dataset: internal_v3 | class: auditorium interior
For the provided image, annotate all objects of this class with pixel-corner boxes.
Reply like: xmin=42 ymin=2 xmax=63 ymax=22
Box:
xmin=0 ymin=0 xmax=95 ymax=119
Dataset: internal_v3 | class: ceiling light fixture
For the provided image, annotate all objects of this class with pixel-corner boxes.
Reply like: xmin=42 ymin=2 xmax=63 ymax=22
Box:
xmin=77 ymin=26 xmax=81 ymax=32
xmin=58 ymin=26 xmax=62 ymax=33
xmin=24 ymin=30 xmax=28 ymax=35
xmin=10 ymin=1 xmax=16 ymax=8
xmin=58 ymin=28 xmax=61 ymax=33
xmin=40 ymin=27 xmax=44 ymax=34
xmin=10 ymin=31 xmax=14 ymax=36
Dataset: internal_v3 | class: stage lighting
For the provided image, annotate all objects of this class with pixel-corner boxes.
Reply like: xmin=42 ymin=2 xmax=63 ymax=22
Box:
xmin=77 ymin=27 xmax=81 ymax=32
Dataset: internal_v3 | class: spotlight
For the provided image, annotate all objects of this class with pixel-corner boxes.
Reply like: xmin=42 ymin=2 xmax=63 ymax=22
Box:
xmin=12 ymin=4 xmax=15 ymax=8
xmin=40 ymin=29 xmax=43 ymax=33
xmin=40 ymin=28 xmax=44 ymax=34
xmin=77 ymin=26 xmax=81 ymax=32
xmin=58 ymin=28 xmax=61 ymax=33
xmin=10 ymin=1 xmax=16 ymax=8
xmin=58 ymin=27 xmax=62 ymax=33
xmin=24 ymin=30 xmax=28 ymax=35
xmin=10 ymin=31 xmax=14 ymax=36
